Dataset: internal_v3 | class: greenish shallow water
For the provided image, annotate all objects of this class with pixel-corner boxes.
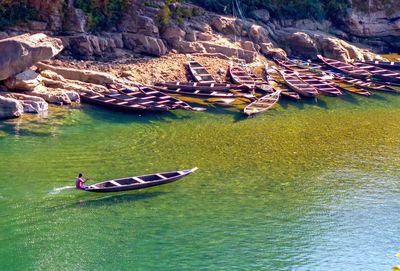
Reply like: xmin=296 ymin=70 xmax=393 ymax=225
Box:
xmin=1 ymin=93 xmax=400 ymax=270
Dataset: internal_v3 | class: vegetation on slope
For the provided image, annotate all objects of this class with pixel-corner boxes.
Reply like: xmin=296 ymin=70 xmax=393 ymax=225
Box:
xmin=189 ymin=0 xmax=350 ymax=22
xmin=73 ymin=0 xmax=128 ymax=30
xmin=0 ymin=0 xmax=36 ymax=30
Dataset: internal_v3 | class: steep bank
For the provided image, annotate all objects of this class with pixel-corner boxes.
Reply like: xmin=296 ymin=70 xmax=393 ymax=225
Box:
xmin=0 ymin=0 xmax=397 ymax=63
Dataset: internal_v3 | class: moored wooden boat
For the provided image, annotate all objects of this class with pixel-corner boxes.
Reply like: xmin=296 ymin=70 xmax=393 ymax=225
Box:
xmin=85 ymin=167 xmax=198 ymax=192
xmin=155 ymin=81 xmax=252 ymax=92
xmin=244 ymin=90 xmax=281 ymax=116
xmin=326 ymin=73 xmax=372 ymax=96
xmin=353 ymin=61 xmax=400 ymax=84
xmin=275 ymin=59 xmax=372 ymax=96
xmin=116 ymin=85 xmax=202 ymax=111
xmin=227 ymin=64 xmax=256 ymax=88
xmin=296 ymin=74 xmax=343 ymax=96
xmin=153 ymin=86 xmax=253 ymax=99
xmin=275 ymin=68 xmax=319 ymax=97
xmin=362 ymin=60 xmax=400 ymax=71
xmin=325 ymin=70 xmax=399 ymax=94
xmin=187 ymin=61 xmax=216 ymax=83
xmin=79 ymin=91 xmax=153 ymax=112
xmin=263 ymin=64 xmax=301 ymax=100
xmin=317 ymin=55 xmax=371 ymax=79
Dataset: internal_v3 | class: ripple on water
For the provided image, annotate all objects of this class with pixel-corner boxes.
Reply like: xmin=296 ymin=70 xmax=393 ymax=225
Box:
xmin=1 ymin=94 xmax=400 ymax=270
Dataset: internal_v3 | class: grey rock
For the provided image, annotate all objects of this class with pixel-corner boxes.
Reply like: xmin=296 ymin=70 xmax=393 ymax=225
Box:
xmin=0 ymin=33 xmax=63 ymax=81
xmin=0 ymin=96 xmax=23 ymax=119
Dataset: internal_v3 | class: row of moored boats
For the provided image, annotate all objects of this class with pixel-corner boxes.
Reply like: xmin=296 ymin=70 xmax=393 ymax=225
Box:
xmin=80 ymin=56 xmax=400 ymax=116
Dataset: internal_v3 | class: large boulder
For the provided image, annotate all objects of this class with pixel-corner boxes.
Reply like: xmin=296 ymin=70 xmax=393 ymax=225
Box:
xmin=170 ymin=40 xmax=206 ymax=54
xmin=280 ymin=30 xmax=380 ymax=61
xmin=343 ymin=0 xmax=400 ymax=37
xmin=197 ymin=32 xmax=213 ymax=41
xmin=0 ymin=96 xmax=23 ymax=119
xmin=4 ymin=69 xmax=41 ymax=91
xmin=250 ymin=9 xmax=270 ymax=24
xmin=249 ymin=24 xmax=271 ymax=43
xmin=161 ymin=25 xmax=186 ymax=42
xmin=286 ymin=32 xmax=318 ymax=59
xmin=36 ymin=63 xmax=116 ymax=85
xmin=260 ymin=43 xmax=287 ymax=60
xmin=189 ymin=21 xmax=211 ymax=33
xmin=0 ymin=33 xmax=63 ymax=81
xmin=123 ymin=34 xmax=167 ymax=56
xmin=63 ymin=7 xmax=87 ymax=33
xmin=210 ymin=16 xmax=238 ymax=35
xmin=68 ymin=35 xmax=94 ymax=57
xmin=119 ymin=13 xmax=159 ymax=36
xmin=200 ymin=42 xmax=256 ymax=63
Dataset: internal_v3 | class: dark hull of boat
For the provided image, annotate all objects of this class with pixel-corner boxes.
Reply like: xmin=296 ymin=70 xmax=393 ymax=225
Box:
xmin=363 ymin=60 xmax=400 ymax=71
xmin=155 ymin=82 xmax=251 ymax=92
xmin=85 ymin=168 xmax=197 ymax=193
xmin=154 ymin=86 xmax=247 ymax=99
xmin=353 ymin=62 xmax=400 ymax=84
xmin=317 ymin=55 xmax=371 ymax=80
xmin=228 ymin=65 xmax=256 ymax=88
xmin=276 ymin=69 xmax=319 ymax=97
xmin=80 ymin=92 xmax=161 ymax=112
xmin=86 ymin=176 xmax=181 ymax=192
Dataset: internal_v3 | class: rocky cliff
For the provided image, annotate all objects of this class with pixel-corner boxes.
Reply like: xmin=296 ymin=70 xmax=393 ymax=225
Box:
xmin=341 ymin=0 xmax=400 ymax=50
xmin=0 ymin=0 xmax=398 ymax=62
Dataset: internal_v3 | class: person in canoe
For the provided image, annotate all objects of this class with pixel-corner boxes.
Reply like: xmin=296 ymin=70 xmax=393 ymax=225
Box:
xmin=75 ymin=173 xmax=88 ymax=190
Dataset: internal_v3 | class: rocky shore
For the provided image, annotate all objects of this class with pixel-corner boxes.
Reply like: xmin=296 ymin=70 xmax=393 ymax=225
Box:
xmin=0 ymin=0 xmax=399 ymax=119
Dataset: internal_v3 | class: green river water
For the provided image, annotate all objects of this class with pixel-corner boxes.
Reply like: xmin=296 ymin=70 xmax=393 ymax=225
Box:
xmin=0 ymin=92 xmax=399 ymax=270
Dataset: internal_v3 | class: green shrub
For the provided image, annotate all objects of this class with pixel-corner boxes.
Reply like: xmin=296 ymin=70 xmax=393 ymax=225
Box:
xmin=74 ymin=0 xmax=126 ymax=31
xmin=0 ymin=1 xmax=37 ymax=30
xmin=156 ymin=0 xmax=181 ymax=28
xmin=189 ymin=0 xmax=350 ymax=22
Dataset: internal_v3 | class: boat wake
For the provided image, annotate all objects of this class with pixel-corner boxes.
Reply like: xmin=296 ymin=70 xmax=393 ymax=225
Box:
xmin=49 ymin=185 xmax=75 ymax=195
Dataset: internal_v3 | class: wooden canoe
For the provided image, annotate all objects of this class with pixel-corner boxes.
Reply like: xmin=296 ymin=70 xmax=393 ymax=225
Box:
xmin=295 ymin=74 xmax=343 ymax=96
xmin=153 ymin=86 xmax=254 ymax=99
xmin=353 ymin=61 xmax=400 ymax=84
xmin=115 ymin=86 xmax=201 ymax=111
xmin=263 ymin=65 xmax=301 ymax=100
xmin=187 ymin=61 xmax=216 ymax=83
xmin=275 ymin=59 xmax=371 ymax=96
xmin=227 ymin=64 xmax=256 ymax=88
xmin=244 ymin=90 xmax=281 ymax=116
xmin=325 ymin=70 xmax=399 ymax=94
xmin=276 ymin=69 xmax=319 ymax=97
xmin=85 ymin=167 xmax=198 ymax=193
xmin=155 ymin=81 xmax=252 ymax=92
xmin=79 ymin=91 xmax=153 ymax=112
xmin=317 ymin=55 xmax=371 ymax=79
xmin=362 ymin=60 xmax=400 ymax=71
xmin=274 ymin=58 xmax=322 ymax=74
